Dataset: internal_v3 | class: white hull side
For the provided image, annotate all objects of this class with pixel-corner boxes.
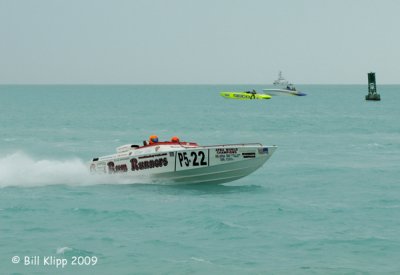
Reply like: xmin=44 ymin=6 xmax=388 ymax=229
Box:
xmin=150 ymin=154 xmax=270 ymax=184
xmin=263 ymin=89 xmax=306 ymax=96
xmin=90 ymin=145 xmax=277 ymax=185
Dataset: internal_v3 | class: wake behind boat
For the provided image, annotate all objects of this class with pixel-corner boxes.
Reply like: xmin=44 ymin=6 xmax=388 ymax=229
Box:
xmin=89 ymin=136 xmax=277 ymax=185
xmin=263 ymin=71 xmax=306 ymax=96
xmin=220 ymin=90 xmax=271 ymax=100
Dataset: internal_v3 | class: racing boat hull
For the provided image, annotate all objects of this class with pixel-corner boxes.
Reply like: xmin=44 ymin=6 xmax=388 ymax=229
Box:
xmin=220 ymin=92 xmax=271 ymax=100
xmin=90 ymin=142 xmax=277 ymax=185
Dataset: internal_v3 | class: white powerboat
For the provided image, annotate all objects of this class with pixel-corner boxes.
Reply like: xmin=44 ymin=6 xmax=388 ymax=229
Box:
xmin=89 ymin=139 xmax=277 ymax=185
xmin=263 ymin=71 xmax=306 ymax=96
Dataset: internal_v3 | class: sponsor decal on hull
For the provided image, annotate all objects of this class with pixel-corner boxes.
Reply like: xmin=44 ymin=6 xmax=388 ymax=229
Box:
xmin=215 ymin=148 xmax=240 ymax=161
xmin=130 ymin=157 xmax=168 ymax=171
xmin=103 ymin=156 xmax=169 ymax=174
xmin=242 ymin=152 xmax=256 ymax=159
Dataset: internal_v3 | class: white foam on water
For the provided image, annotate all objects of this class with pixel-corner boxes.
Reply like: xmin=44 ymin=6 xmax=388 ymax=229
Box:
xmin=190 ymin=257 xmax=212 ymax=264
xmin=0 ymin=151 xmax=149 ymax=187
xmin=56 ymin=247 xmax=73 ymax=254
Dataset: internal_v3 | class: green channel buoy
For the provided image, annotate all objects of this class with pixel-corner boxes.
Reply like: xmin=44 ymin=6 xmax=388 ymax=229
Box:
xmin=365 ymin=72 xmax=381 ymax=101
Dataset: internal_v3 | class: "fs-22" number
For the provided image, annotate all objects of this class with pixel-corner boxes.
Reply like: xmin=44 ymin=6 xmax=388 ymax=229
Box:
xmin=177 ymin=151 xmax=207 ymax=167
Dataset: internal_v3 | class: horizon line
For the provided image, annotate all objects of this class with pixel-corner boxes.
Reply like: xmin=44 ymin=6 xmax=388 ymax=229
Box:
xmin=1 ymin=83 xmax=399 ymax=85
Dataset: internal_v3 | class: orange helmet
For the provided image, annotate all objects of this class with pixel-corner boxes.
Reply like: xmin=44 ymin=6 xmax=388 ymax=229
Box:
xmin=149 ymin=135 xmax=159 ymax=144
xmin=171 ymin=136 xmax=180 ymax=143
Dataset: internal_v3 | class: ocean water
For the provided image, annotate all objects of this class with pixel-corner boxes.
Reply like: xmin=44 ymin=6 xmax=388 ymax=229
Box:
xmin=1 ymin=84 xmax=399 ymax=274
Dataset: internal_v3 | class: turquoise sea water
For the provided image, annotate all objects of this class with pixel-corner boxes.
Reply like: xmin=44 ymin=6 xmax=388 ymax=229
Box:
xmin=1 ymin=85 xmax=400 ymax=274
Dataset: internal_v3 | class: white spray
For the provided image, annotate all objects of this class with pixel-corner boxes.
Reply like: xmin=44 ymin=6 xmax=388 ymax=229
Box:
xmin=0 ymin=152 xmax=147 ymax=187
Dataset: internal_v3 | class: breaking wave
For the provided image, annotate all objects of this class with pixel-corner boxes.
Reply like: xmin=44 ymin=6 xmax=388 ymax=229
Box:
xmin=0 ymin=152 xmax=146 ymax=188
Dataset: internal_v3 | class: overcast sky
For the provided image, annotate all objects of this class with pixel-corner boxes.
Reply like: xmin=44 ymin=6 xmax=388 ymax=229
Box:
xmin=1 ymin=0 xmax=399 ymax=84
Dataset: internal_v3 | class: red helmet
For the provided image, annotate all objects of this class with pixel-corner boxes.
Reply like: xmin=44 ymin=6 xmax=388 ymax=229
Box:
xmin=171 ymin=136 xmax=180 ymax=143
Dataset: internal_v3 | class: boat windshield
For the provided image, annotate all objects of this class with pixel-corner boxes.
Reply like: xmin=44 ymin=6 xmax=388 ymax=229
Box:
xmin=286 ymin=84 xmax=296 ymax=91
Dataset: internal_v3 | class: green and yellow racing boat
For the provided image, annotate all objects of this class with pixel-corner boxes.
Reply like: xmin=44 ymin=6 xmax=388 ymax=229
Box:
xmin=220 ymin=91 xmax=271 ymax=100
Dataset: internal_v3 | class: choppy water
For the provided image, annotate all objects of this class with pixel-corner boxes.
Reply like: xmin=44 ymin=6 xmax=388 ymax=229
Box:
xmin=1 ymin=85 xmax=400 ymax=274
